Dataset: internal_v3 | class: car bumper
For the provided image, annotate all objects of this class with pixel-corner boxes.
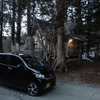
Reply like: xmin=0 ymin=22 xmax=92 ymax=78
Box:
xmin=39 ymin=76 xmax=56 ymax=90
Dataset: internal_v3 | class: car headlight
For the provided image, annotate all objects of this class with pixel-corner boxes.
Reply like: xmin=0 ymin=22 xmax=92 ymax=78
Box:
xmin=35 ymin=73 xmax=45 ymax=79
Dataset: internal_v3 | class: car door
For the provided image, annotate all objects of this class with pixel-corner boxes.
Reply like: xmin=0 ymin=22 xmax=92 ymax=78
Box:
xmin=8 ymin=55 xmax=31 ymax=88
xmin=0 ymin=55 xmax=11 ymax=84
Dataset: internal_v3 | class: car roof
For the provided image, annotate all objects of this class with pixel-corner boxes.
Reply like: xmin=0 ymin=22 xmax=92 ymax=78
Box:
xmin=0 ymin=53 xmax=24 ymax=56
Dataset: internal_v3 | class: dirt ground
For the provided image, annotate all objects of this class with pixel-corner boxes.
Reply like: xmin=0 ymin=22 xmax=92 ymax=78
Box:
xmin=56 ymin=60 xmax=100 ymax=85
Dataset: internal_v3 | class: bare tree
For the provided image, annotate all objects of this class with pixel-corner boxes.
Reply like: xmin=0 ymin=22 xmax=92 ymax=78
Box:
xmin=16 ymin=0 xmax=22 ymax=51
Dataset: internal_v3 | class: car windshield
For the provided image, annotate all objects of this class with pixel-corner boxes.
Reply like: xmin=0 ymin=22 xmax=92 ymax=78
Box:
xmin=21 ymin=55 xmax=44 ymax=68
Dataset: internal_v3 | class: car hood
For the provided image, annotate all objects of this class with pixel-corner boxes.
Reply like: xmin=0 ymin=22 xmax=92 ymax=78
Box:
xmin=36 ymin=67 xmax=53 ymax=74
xmin=33 ymin=66 xmax=54 ymax=78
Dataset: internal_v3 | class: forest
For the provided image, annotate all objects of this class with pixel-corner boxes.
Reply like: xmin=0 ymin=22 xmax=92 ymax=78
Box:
xmin=0 ymin=0 xmax=100 ymax=72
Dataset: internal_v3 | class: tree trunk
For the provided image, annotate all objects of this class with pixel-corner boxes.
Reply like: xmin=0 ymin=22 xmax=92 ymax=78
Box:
xmin=0 ymin=0 xmax=3 ymax=52
xmin=11 ymin=0 xmax=15 ymax=45
xmin=16 ymin=0 xmax=22 ymax=52
xmin=27 ymin=0 xmax=31 ymax=35
xmin=54 ymin=0 xmax=66 ymax=72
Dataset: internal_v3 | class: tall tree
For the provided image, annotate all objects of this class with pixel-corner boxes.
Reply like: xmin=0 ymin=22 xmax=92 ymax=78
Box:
xmin=0 ymin=0 xmax=3 ymax=52
xmin=16 ymin=0 xmax=22 ymax=51
xmin=54 ymin=0 xmax=66 ymax=72
xmin=27 ymin=0 xmax=31 ymax=35
xmin=11 ymin=0 xmax=16 ymax=45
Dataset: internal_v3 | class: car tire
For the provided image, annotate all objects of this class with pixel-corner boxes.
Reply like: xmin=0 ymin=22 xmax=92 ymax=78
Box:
xmin=26 ymin=82 xmax=40 ymax=96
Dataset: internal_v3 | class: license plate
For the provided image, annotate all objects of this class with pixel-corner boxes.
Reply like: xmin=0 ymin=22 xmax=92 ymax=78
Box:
xmin=46 ymin=83 xmax=51 ymax=88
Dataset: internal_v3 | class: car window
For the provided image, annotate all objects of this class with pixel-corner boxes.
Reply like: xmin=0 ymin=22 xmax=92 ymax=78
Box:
xmin=0 ymin=55 xmax=10 ymax=65
xmin=21 ymin=55 xmax=44 ymax=68
xmin=9 ymin=55 xmax=22 ymax=67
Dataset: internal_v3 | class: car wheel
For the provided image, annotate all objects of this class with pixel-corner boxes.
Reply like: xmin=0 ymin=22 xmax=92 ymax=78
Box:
xmin=26 ymin=82 xmax=40 ymax=96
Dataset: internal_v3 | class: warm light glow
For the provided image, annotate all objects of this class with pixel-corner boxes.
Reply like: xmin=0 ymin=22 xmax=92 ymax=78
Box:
xmin=68 ymin=39 xmax=73 ymax=43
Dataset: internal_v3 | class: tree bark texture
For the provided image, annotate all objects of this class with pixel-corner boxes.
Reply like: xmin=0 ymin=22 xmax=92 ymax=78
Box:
xmin=54 ymin=0 xmax=66 ymax=72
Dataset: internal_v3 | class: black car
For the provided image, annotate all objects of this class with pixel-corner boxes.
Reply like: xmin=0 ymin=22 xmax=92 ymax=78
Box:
xmin=0 ymin=53 xmax=56 ymax=96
